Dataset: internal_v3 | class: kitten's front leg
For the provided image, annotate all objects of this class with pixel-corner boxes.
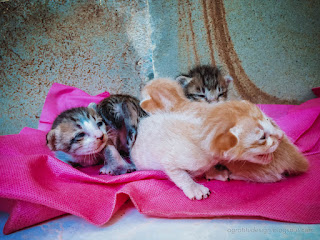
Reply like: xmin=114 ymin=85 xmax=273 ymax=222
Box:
xmin=165 ymin=168 xmax=211 ymax=200
xmin=100 ymin=145 xmax=136 ymax=175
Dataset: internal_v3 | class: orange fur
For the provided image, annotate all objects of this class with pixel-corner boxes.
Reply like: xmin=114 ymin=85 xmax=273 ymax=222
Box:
xmin=141 ymin=78 xmax=186 ymax=113
xmin=223 ymin=136 xmax=309 ymax=182
xmin=140 ymin=78 xmax=309 ymax=182
xmin=213 ymin=132 xmax=238 ymax=153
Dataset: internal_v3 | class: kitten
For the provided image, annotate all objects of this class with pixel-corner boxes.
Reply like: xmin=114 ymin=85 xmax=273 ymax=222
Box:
xmin=94 ymin=94 xmax=148 ymax=155
xmin=131 ymin=78 xmax=287 ymax=200
xmin=206 ymin=135 xmax=309 ymax=183
xmin=140 ymin=78 xmax=309 ymax=183
xmin=46 ymin=106 xmax=135 ymax=175
xmin=176 ymin=65 xmax=233 ymax=103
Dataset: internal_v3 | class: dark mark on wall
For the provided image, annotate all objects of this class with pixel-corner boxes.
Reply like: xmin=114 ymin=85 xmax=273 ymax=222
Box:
xmin=204 ymin=0 xmax=298 ymax=104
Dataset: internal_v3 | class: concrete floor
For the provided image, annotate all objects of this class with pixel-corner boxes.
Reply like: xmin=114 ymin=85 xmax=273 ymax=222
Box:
xmin=0 ymin=0 xmax=320 ymax=238
xmin=1 ymin=201 xmax=320 ymax=240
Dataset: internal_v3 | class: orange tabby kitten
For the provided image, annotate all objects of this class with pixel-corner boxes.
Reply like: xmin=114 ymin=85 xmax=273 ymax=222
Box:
xmin=140 ymin=78 xmax=309 ymax=183
xmin=208 ymin=135 xmax=310 ymax=182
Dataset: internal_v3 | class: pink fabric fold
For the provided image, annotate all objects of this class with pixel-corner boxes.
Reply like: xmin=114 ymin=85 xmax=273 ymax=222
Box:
xmin=1 ymin=83 xmax=320 ymax=235
xmin=38 ymin=83 xmax=110 ymax=132
xmin=312 ymin=87 xmax=320 ymax=97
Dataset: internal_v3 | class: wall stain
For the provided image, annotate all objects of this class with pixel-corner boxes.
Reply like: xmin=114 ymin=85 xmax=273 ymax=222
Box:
xmin=175 ymin=0 xmax=300 ymax=104
xmin=204 ymin=0 xmax=298 ymax=104
xmin=186 ymin=0 xmax=200 ymax=65
xmin=201 ymin=0 xmax=215 ymax=66
xmin=177 ymin=0 xmax=192 ymax=70
xmin=0 ymin=1 xmax=150 ymax=135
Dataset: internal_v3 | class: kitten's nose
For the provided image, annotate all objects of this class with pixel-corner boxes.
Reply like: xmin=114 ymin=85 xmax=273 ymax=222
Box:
xmin=97 ymin=135 xmax=104 ymax=141
xmin=206 ymin=98 xmax=216 ymax=103
xmin=94 ymin=130 xmax=104 ymax=140
xmin=273 ymin=131 xmax=284 ymax=141
xmin=278 ymin=132 xmax=284 ymax=140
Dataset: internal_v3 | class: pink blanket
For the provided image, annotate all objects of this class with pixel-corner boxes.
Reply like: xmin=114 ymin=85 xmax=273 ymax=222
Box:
xmin=1 ymin=83 xmax=320 ymax=234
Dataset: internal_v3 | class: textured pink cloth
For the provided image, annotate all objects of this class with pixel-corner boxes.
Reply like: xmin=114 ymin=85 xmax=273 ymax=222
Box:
xmin=312 ymin=87 xmax=320 ymax=98
xmin=38 ymin=83 xmax=110 ymax=132
xmin=0 ymin=83 xmax=320 ymax=235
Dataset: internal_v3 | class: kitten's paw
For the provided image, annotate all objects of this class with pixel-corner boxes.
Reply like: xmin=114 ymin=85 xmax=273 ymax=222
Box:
xmin=99 ymin=163 xmax=136 ymax=175
xmin=99 ymin=165 xmax=116 ymax=175
xmin=183 ymin=183 xmax=211 ymax=200
xmin=112 ymin=165 xmax=136 ymax=175
xmin=206 ymin=169 xmax=230 ymax=182
xmin=125 ymin=163 xmax=136 ymax=173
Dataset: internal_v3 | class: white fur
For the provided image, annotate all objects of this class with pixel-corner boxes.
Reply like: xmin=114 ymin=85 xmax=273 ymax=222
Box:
xmin=75 ymin=119 xmax=106 ymax=155
xmin=131 ymin=112 xmax=216 ymax=200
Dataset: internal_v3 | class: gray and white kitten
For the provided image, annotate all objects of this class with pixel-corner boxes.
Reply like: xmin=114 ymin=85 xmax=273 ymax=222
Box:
xmin=176 ymin=65 xmax=233 ymax=103
xmin=46 ymin=106 xmax=135 ymax=175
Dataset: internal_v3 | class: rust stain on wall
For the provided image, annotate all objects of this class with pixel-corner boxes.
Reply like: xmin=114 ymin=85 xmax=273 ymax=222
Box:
xmin=186 ymin=1 xmax=200 ymax=65
xmin=204 ymin=0 xmax=299 ymax=104
xmin=201 ymin=0 xmax=215 ymax=66
xmin=178 ymin=0 xmax=203 ymax=69
xmin=177 ymin=0 xmax=192 ymax=70
xmin=176 ymin=0 xmax=297 ymax=104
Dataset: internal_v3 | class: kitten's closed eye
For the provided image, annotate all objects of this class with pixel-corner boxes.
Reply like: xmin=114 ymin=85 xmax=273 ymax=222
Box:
xmin=76 ymin=132 xmax=86 ymax=139
xmin=196 ymin=87 xmax=205 ymax=93
xmin=260 ymin=133 xmax=266 ymax=140
xmin=97 ymin=121 xmax=103 ymax=127
xmin=187 ymin=94 xmax=205 ymax=100
xmin=70 ymin=132 xmax=86 ymax=145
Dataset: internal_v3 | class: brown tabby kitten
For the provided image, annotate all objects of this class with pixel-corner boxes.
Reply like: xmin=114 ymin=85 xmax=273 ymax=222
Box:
xmin=176 ymin=65 xmax=233 ymax=103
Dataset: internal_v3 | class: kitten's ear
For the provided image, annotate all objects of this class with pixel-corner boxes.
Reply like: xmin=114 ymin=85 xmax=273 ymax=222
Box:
xmin=46 ymin=129 xmax=57 ymax=151
xmin=213 ymin=128 xmax=238 ymax=153
xmin=224 ymin=75 xmax=233 ymax=85
xmin=211 ymin=127 xmax=240 ymax=153
xmin=140 ymin=93 xmax=163 ymax=113
xmin=88 ymin=102 xmax=98 ymax=111
xmin=175 ymin=76 xmax=193 ymax=87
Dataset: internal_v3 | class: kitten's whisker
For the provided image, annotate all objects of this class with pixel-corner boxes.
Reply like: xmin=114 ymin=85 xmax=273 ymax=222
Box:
xmin=240 ymin=160 xmax=247 ymax=169
xmin=91 ymin=153 xmax=95 ymax=164
xmin=83 ymin=153 xmax=87 ymax=164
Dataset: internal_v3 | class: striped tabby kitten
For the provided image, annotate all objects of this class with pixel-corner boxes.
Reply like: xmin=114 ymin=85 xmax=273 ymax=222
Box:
xmin=176 ymin=65 xmax=233 ymax=103
xmin=46 ymin=106 xmax=136 ymax=175
xmin=94 ymin=94 xmax=148 ymax=157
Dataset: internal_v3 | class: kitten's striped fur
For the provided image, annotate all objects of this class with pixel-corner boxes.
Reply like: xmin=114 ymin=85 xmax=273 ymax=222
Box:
xmin=46 ymin=106 xmax=136 ymax=175
xmin=96 ymin=94 xmax=148 ymax=155
xmin=176 ymin=65 xmax=233 ymax=103
xmin=46 ymin=107 xmax=108 ymax=167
